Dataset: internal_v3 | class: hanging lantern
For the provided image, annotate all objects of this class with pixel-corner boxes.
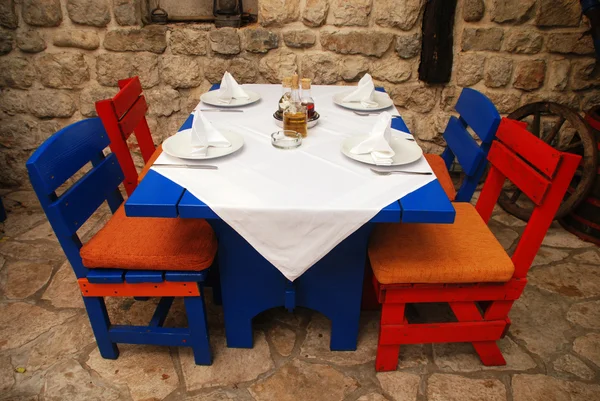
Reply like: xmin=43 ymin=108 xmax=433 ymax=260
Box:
xmin=213 ymin=0 xmax=243 ymax=28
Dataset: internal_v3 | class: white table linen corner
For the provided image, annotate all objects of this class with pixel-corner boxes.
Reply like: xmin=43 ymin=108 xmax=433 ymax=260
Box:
xmin=150 ymin=84 xmax=436 ymax=281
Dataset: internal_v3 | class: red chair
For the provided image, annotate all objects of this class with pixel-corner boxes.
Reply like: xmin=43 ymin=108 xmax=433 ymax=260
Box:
xmin=368 ymin=118 xmax=581 ymax=371
xmin=95 ymin=76 xmax=162 ymax=196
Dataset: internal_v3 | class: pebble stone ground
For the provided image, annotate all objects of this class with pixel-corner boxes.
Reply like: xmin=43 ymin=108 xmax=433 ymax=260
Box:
xmin=0 ymin=189 xmax=599 ymax=401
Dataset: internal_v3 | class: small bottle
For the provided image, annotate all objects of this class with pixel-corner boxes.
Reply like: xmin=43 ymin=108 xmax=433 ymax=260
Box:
xmin=278 ymin=76 xmax=292 ymax=115
xmin=300 ymin=78 xmax=315 ymax=119
xmin=283 ymin=74 xmax=308 ymax=137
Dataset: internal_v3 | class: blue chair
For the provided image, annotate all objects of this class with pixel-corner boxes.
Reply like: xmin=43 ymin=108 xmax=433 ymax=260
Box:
xmin=27 ymin=118 xmax=216 ymax=365
xmin=426 ymin=88 xmax=501 ymax=202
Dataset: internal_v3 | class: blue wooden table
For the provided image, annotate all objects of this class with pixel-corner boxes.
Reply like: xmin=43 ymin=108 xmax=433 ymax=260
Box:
xmin=125 ymin=86 xmax=455 ymax=351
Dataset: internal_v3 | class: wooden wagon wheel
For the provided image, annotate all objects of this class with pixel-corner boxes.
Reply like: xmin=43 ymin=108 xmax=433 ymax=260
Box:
xmin=498 ymin=102 xmax=598 ymax=221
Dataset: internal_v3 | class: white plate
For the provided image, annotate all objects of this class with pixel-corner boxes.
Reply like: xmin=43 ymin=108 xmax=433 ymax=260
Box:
xmin=200 ymin=89 xmax=261 ymax=108
xmin=162 ymin=129 xmax=244 ymax=160
xmin=333 ymin=91 xmax=394 ymax=112
xmin=341 ymin=132 xmax=423 ymax=166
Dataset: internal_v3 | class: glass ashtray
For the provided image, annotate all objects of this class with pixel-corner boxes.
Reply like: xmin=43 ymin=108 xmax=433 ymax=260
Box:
xmin=271 ymin=131 xmax=302 ymax=149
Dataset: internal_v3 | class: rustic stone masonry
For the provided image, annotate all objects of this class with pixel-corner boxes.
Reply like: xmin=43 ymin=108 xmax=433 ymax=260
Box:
xmin=0 ymin=0 xmax=599 ymax=187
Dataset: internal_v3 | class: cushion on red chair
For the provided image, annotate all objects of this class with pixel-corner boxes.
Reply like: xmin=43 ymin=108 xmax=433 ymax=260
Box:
xmin=138 ymin=144 xmax=163 ymax=183
xmin=80 ymin=205 xmax=217 ymax=271
xmin=424 ymin=154 xmax=456 ymax=201
xmin=369 ymin=203 xmax=514 ymax=284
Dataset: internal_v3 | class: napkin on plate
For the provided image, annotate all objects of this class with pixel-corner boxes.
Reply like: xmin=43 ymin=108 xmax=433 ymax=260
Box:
xmin=191 ymin=111 xmax=231 ymax=156
xmin=342 ymin=73 xmax=378 ymax=108
xmin=217 ymin=71 xmax=250 ymax=104
xmin=350 ymin=111 xmax=395 ymax=166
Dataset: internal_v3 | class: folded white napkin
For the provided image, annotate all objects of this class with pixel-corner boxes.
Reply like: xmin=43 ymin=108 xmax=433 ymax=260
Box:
xmin=217 ymin=71 xmax=249 ymax=104
xmin=350 ymin=112 xmax=395 ymax=166
xmin=342 ymin=74 xmax=378 ymax=108
xmin=191 ymin=111 xmax=231 ymax=156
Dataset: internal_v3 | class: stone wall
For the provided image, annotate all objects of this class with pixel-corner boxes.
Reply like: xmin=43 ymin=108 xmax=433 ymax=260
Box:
xmin=0 ymin=0 xmax=598 ymax=187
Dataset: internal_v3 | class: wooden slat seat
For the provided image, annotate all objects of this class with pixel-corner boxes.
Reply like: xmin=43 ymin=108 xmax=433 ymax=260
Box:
xmin=81 ymin=205 xmax=216 ymax=271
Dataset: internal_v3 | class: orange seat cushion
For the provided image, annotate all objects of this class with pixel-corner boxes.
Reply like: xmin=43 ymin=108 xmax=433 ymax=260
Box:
xmin=138 ymin=145 xmax=163 ymax=183
xmin=369 ymin=203 xmax=514 ymax=284
xmin=424 ymin=154 xmax=456 ymax=201
xmin=80 ymin=205 xmax=217 ymax=271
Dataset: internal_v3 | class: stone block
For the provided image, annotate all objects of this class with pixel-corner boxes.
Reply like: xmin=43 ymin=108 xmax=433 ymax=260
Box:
xmin=521 ymin=91 xmax=580 ymax=110
xmin=36 ymin=52 xmax=89 ymax=89
xmin=209 ymin=28 xmax=241 ymax=55
xmin=490 ymin=0 xmax=535 ymax=23
xmin=283 ymin=29 xmax=316 ymax=48
xmin=145 ymin=87 xmax=181 ymax=117
xmin=0 ymin=56 xmax=36 ymax=88
xmin=463 ymin=0 xmax=484 ymax=22
xmin=513 ymin=59 xmax=546 ymax=91
xmin=512 ymin=374 xmax=600 ymax=401
xmin=407 ymin=86 xmax=438 ymax=113
xmin=301 ymin=53 xmax=340 ymax=84
xmin=547 ymin=59 xmax=570 ymax=91
xmin=28 ymin=89 xmax=76 ymax=118
xmin=0 ymin=29 xmax=13 ymax=55
xmin=371 ymin=58 xmax=412 ymax=84
xmin=340 ymin=56 xmax=369 ymax=81
xmin=547 ymin=32 xmax=595 ymax=55
xmin=484 ymin=56 xmax=513 ymax=88
xmin=113 ymin=0 xmax=140 ymax=26
xmin=303 ymin=0 xmax=329 ymax=27
xmin=160 ymin=56 xmax=203 ymax=89
xmin=53 ymin=30 xmax=100 ymax=50
xmin=331 ymin=0 xmax=372 ymax=27
xmin=104 ymin=26 xmax=167 ymax=53
xmin=537 ymin=0 xmax=581 ymax=27
xmin=16 ymin=30 xmax=46 ymax=53
xmin=321 ymin=30 xmax=394 ymax=57
xmin=0 ymin=115 xmax=59 ymax=150
xmin=456 ymin=53 xmax=485 ymax=87
xmin=574 ymin=333 xmax=600 ymax=367
xmin=243 ymin=28 xmax=278 ymax=53
xmin=22 ymin=0 xmax=62 ymax=27
xmin=229 ymin=57 xmax=259 ymax=83
xmin=462 ymin=27 xmax=503 ymax=51
xmin=259 ymin=49 xmax=298 ymax=83
xmin=570 ymin=58 xmax=600 ymax=90
xmin=44 ymin=360 xmax=123 ymax=400
xmin=1 ymin=260 xmax=53 ymax=299
xmin=79 ymin=84 xmax=118 ymax=116
xmin=567 ymin=300 xmax=600 ymax=330
xmin=503 ymin=29 xmax=542 ymax=54
xmin=553 ymin=354 xmax=595 ymax=381
xmin=169 ymin=28 xmax=208 ymax=56
xmin=0 ymin=0 xmax=18 ymax=29
xmin=67 ymin=0 xmax=110 ymax=27
xmin=427 ymin=374 xmax=506 ymax=401
xmin=259 ymin=0 xmax=300 ymax=26
xmin=96 ymin=53 xmax=159 ymax=88
xmin=374 ymin=0 xmax=423 ymax=30
xmin=395 ymin=33 xmax=420 ymax=59
xmin=204 ymin=58 xmax=230 ymax=84
xmin=0 ymin=89 xmax=28 ymax=115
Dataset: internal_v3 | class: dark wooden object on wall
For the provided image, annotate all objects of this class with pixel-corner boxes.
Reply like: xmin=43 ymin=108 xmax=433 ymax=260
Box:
xmin=418 ymin=0 xmax=458 ymax=84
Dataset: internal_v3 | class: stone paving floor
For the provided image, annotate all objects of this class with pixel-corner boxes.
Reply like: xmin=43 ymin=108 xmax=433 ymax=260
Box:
xmin=0 ymin=189 xmax=599 ymax=401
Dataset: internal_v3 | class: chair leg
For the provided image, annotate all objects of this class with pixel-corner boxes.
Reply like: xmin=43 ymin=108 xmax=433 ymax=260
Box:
xmin=375 ymin=302 xmax=405 ymax=372
xmin=83 ymin=296 xmax=119 ymax=359
xmin=184 ymin=289 xmax=212 ymax=365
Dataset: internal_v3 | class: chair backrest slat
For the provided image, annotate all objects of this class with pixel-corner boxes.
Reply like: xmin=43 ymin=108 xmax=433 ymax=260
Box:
xmin=495 ymin=118 xmax=562 ymax=178
xmin=48 ymin=153 xmax=123 ymax=237
xmin=113 ymin=76 xmax=143 ymax=118
xmin=443 ymin=117 xmax=485 ymax=177
xmin=475 ymin=118 xmax=581 ymax=279
xmin=487 ymin=141 xmax=551 ymax=205
xmin=118 ymin=95 xmax=148 ymax=138
xmin=27 ymin=119 xmax=110 ymax=195
xmin=96 ymin=76 xmax=156 ymax=197
xmin=27 ymin=118 xmax=125 ymax=279
xmin=455 ymin=88 xmax=501 ymax=144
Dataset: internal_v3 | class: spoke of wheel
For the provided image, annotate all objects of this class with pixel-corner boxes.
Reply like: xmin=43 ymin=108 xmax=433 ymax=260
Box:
xmin=509 ymin=189 xmax=522 ymax=204
xmin=532 ymin=111 xmax=541 ymax=138
xmin=563 ymin=140 xmax=583 ymax=151
xmin=542 ymin=117 xmax=565 ymax=145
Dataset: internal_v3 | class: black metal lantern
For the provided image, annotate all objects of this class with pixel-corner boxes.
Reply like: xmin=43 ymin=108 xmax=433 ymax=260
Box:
xmin=213 ymin=0 xmax=243 ymax=28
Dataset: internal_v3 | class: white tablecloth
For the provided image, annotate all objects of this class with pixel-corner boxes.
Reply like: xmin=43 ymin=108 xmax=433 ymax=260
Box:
xmin=151 ymin=84 xmax=436 ymax=281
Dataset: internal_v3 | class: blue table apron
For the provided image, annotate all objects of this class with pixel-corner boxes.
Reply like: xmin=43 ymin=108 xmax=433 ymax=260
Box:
xmin=125 ymin=85 xmax=456 ymax=350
